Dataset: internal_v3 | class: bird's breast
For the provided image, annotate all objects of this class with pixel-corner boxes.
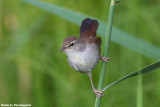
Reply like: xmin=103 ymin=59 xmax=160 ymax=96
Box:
xmin=66 ymin=43 xmax=100 ymax=73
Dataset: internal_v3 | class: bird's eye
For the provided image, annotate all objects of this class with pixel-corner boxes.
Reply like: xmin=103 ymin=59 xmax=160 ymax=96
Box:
xmin=69 ymin=43 xmax=74 ymax=47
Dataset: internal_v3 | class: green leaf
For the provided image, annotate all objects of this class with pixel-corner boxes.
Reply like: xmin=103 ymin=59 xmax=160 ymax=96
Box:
xmin=102 ymin=61 xmax=160 ymax=91
xmin=22 ymin=0 xmax=160 ymax=59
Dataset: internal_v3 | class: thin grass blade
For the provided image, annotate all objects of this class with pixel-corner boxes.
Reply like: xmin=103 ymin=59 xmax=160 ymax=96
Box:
xmin=22 ymin=0 xmax=160 ymax=59
xmin=102 ymin=61 xmax=160 ymax=91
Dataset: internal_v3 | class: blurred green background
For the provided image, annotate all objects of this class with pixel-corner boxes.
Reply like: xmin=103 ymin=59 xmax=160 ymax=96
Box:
xmin=0 ymin=0 xmax=160 ymax=107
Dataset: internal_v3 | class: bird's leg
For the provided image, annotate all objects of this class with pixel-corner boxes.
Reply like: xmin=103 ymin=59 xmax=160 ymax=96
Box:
xmin=100 ymin=56 xmax=110 ymax=62
xmin=87 ymin=72 xmax=103 ymax=97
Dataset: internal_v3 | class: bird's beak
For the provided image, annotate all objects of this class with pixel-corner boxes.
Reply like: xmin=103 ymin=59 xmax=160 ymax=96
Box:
xmin=59 ymin=47 xmax=65 ymax=52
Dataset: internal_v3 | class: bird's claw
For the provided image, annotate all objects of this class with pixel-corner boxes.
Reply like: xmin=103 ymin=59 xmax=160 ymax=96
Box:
xmin=93 ymin=89 xmax=104 ymax=97
xmin=100 ymin=56 xmax=110 ymax=62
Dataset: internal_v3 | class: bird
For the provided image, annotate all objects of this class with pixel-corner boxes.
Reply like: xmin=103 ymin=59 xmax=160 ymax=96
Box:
xmin=60 ymin=18 xmax=109 ymax=97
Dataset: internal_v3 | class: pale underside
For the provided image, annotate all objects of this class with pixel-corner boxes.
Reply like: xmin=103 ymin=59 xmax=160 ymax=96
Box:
xmin=64 ymin=43 xmax=100 ymax=74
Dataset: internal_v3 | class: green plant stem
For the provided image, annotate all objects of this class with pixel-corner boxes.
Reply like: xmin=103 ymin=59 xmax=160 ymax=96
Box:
xmin=137 ymin=75 xmax=143 ymax=107
xmin=95 ymin=0 xmax=116 ymax=107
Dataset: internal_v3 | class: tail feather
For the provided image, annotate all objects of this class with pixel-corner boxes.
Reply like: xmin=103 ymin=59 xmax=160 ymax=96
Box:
xmin=80 ymin=18 xmax=99 ymax=38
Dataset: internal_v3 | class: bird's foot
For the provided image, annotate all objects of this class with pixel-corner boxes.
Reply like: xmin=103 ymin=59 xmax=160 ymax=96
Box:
xmin=100 ymin=56 xmax=110 ymax=62
xmin=93 ymin=89 xmax=104 ymax=97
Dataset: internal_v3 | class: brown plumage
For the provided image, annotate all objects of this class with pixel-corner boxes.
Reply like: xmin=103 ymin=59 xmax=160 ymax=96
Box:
xmin=80 ymin=18 xmax=101 ymax=46
xmin=80 ymin=18 xmax=99 ymax=38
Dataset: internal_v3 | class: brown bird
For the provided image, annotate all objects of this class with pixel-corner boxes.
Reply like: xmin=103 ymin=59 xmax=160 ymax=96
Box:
xmin=60 ymin=18 xmax=109 ymax=97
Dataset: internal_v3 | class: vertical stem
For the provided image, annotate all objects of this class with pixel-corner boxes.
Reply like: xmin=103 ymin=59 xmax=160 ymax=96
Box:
xmin=95 ymin=0 xmax=116 ymax=107
xmin=137 ymin=40 xmax=143 ymax=107
xmin=137 ymin=74 xmax=143 ymax=107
